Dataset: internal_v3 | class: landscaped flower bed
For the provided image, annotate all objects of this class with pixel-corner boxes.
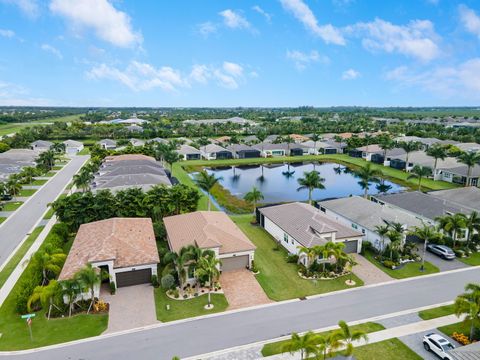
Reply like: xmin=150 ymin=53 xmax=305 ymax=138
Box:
xmin=298 ymin=270 xmax=352 ymax=280
xmin=166 ymin=285 xmax=223 ymax=301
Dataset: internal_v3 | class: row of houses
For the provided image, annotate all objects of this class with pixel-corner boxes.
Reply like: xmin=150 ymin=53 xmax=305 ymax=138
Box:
xmin=31 ymin=139 xmax=84 ymax=154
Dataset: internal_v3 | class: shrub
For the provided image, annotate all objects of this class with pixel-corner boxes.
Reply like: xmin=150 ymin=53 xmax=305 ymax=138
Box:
xmin=151 ymin=274 xmax=159 ymax=288
xmin=161 ymin=274 xmax=175 ymax=289
xmin=452 ymin=332 xmax=471 ymax=345
xmin=173 ymin=288 xmax=179 ymax=298
xmin=51 ymin=223 xmax=70 ymax=242
xmin=454 ymin=249 xmax=465 ymax=258
xmin=251 ymin=260 xmax=258 ymax=273
xmin=286 ymin=254 xmax=299 ymax=263
xmin=383 ymin=260 xmax=396 ymax=269
xmin=109 ymin=281 xmax=116 ymax=295
xmin=360 ymin=241 xmax=374 ymax=255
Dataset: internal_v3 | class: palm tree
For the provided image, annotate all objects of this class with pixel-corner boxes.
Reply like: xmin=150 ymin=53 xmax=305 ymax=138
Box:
xmin=407 ymin=165 xmax=431 ymax=191
xmin=37 ymin=150 xmax=56 ymax=171
xmin=311 ymin=133 xmax=320 ymax=155
xmin=399 ymin=141 xmax=421 ymax=169
xmin=298 ymin=246 xmax=317 ymax=273
xmin=465 ymin=211 xmax=480 ymax=248
xmin=387 ymin=230 xmax=402 ymax=261
xmin=356 ymin=163 xmax=383 ymax=199
xmin=336 ymin=320 xmax=368 ymax=358
xmin=52 ymin=142 xmax=66 ymax=154
xmin=317 ymin=333 xmax=342 ymax=360
xmin=75 ymin=263 xmax=101 ymax=313
xmin=195 ymin=171 xmax=222 ymax=211
xmin=60 ymin=279 xmax=82 ymax=317
xmin=196 ymin=253 xmax=221 ymax=308
xmin=73 ymin=171 xmax=93 ymax=192
xmin=31 ymin=245 xmax=66 ymax=285
xmin=454 ymin=283 xmax=480 ymax=341
xmin=328 ymin=242 xmax=349 ymax=273
xmin=409 ymin=223 xmax=441 ymax=271
xmin=183 ymin=245 xmax=215 ymax=290
xmin=244 ymin=187 xmax=264 ymax=215
xmin=374 ymin=225 xmax=390 ymax=254
xmin=281 ymin=331 xmax=320 ymax=360
xmin=313 ymin=244 xmax=334 ymax=273
xmin=27 ymin=280 xmax=61 ymax=320
xmin=378 ymin=137 xmax=395 ymax=162
xmin=6 ymin=178 xmax=22 ymax=200
xmin=297 ymin=171 xmax=326 ymax=204
xmin=436 ymin=213 xmax=467 ymax=248
xmin=20 ymin=166 xmax=38 ymax=184
xmin=426 ymin=144 xmax=447 ymax=175
xmin=457 ymin=151 xmax=480 ymax=187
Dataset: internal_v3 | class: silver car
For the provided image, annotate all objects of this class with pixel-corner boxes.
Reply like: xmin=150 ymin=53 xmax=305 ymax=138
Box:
xmin=427 ymin=244 xmax=456 ymax=260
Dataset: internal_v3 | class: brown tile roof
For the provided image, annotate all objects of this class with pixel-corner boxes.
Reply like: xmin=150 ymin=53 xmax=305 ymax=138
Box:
xmin=164 ymin=211 xmax=256 ymax=255
xmin=104 ymin=154 xmax=156 ymax=162
xmin=59 ymin=218 xmax=159 ymax=280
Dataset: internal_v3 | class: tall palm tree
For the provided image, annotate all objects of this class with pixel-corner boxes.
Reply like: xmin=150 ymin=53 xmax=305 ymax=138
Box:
xmin=426 ymin=144 xmax=447 ymax=175
xmin=409 ymin=223 xmax=442 ymax=271
xmin=355 ymin=163 xmax=383 ymax=199
xmin=20 ymin=166 xmax=38 ymax=184
xmin=399 ymin=141 xmax=421 ymax=169
xmin=407 ymin=165 xmax=431 ymax=191
xmin=196 ymin=253 xmax=221 ymax=307
xmin=454 ymin=282 xmax=480 ymax=341
xmin=436 ymin=213 xmax=467 ymax=248
xmin=457 ymin=151 xmax=480 ymax=187
xmin=317 ymin=333 xmax=342 ymax=360
xmin=378 ymin=137 xmax=395 ymax=162
xmin=195 ymin=171 xmax=222 ymax=211
xmin=52 ymin=142 xmax=66 ymax=154
xmin=311 ymin=133 xmax=320 ymax=155
xmin=313 ymin=244 xmax=334 ymax=273
xmin=297 ymin=246 xmax=317 ymax=273
xmin=31 ymin=245 xmax=66 ymax=285
xmin=75 ymin=263 xmax=101 ymax=313
xmin=336 ymin=320 xmax=368 ymax=358
xmin=244 ymin=187 xmax=264 ymax=215
xmin=374 ymin=225 xmax=390 ymax=254
xmin=27 ymin=280 xmax=61 ymax=320
xmin=6 ymin=178 xmax=22 ymax=200
xmin=281 ymin=331 xmax=320 ymax=360
xmin=387 ymin=230 xmax=402 ymax=261
xmin=60 ymin=279 xmax=82 ymax=317
xmin=297 ymin=171 xmax=326 ymax=205
xmin=73 ymin=170 xmax=93 ymax=192
xmin=37 ymin=150 xmax=56 ymax=171
xmin=465 ymin=211 xmax=480 ymax=248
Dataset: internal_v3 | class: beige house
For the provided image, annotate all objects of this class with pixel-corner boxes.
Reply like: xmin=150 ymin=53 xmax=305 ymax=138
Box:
xmin=164 ymin=211 xmax=256 ymax=273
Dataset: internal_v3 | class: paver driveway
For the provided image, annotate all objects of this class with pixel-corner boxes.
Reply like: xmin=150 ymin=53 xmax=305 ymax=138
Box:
xmin=351 ymin=253 xmax=393 ymax=285
xmin=220 ymin=269 xmax=272 ymax=310
xmin=102 ymin=284 xmax=158 ymax=333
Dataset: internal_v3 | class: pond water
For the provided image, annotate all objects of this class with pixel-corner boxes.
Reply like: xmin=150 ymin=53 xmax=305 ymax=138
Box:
xmin=205 ymin=162 xmax=403 ymax=204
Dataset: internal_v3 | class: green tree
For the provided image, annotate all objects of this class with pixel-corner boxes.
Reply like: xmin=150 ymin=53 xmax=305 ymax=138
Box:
xmin=27 ymin=280 xmax=61 ymax=320
xmin=6 ymin=177 xmax=22 ymax=199
xmin=73 ymin=170 xmax=93 ymax=192
xmin=436 ymin=213 xmax=467 ymax=248
xmin=426 ymin=144 xmax=447 ymax=175
xmin=60 ymin=279 xmax=82 ymax=317
xmin=454 ymin=283 xmax=480 ymax=341
xmin=336 ymin=320 xmax=368 ymax=357
xmin=465 ymin=211 xmax=480 ymax=248
xmin=311 ymin=133 xmax=321 ymax=155
xmin=409 ymin=224 xmax=441 ymax=271
xmin=36 ymin=150 xmax=56 ymax=171
xmin=281 ymin=331 xmax=320 ymax=360
xmin=378 ymin=136 xmax=395 ymax=161
xmin=31 ymin=245 xmax=66 ymax=285
xmin=399 ymin=141 xmax=421 ymax=168
xmin=457 ymin=151 xmax=480 ymax=187
xmin=407 ymin=165 xmax=431 ymax=191
xmin=374 ymin=224 xmax=390 ymax=254
xmin=297 ymin=171 xmax=326 ymax=204
xmin=196 ymin=253 xmax=221 ymax=308
xmin=297 ymin=246 xmax=317 ymax=274
xmin=195 ymin=171 xmax=222 ymax=211
xmin=20 ymin=166 xmax=38 ymax=184
xmin=355 ymin=163 xmax=383 ymax=199
xmin=243 ymin=187 xmax=264 ymax=215
xmin=75 ymin=263 xmax=101 ymax=314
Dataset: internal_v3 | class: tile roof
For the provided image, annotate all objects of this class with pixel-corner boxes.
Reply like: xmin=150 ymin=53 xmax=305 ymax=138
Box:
xmin=164 ymin=211 xmax=256 ymax=255
xmin=59 ymin=218 xmax=159 ymax=280
xmin=31 ymin=140 xmax=53 ymax=147
xmin=176 ymin=144 xmax=201 ymax=155
xmin=99 ymin=139 xmax=117 ymax=146
xmin=63 ymin=139 xmax=83 ymax=147
xmin=429 ymin=187 xmax=480 ymax=211
xmin=202 ymin=144 xmax=230 ymax=153
xmin=449 ymin=342 xmax=480 ymax=360
xmin=104 ymin=154 xmax=156 ymax=162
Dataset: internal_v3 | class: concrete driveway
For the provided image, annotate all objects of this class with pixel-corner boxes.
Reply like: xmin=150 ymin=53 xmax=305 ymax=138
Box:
xmin=422 ymin=250 xmax=469 ymax=272
xmin=400 ymin=330 xmax=460 ymax=360
xmin=102 ymin=284 xmax=158 ymax=333
xmin=351 ymin=253 xmax=393 ymax=285
xmin=220 ymin=269 xmax=272 ymax=310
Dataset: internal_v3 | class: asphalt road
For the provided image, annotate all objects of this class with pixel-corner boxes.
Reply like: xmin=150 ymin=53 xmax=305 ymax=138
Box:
xmin=0 ymin=155 xmax=88 ymax=268
xmin=5 ymin=267 xmax=480 ymax=360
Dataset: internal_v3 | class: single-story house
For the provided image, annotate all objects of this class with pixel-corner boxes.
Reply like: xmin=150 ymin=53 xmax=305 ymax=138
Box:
xmin=448 ymin=341 xmax=480 ymax=360
xmin=394 ymin=136 xmax=455 ymax=150
xmin=63 ymin=140 xmax=84 ymax=154
xmin=147 ymin=137 xmax=169 ymax=145
xmin=354 ymin=144 xmax=406 ymax=164
xmin=226 ymin=144 xmax=261 ymax=159
xmin=288 ymin=143 xmax=309 ymax=156
xmin=264 ymin=135 xmax=278 ymax=143
xmin=258 ymin=202 xmax=363 ymax=260
xmin=200 ymin=144 xmax=233 ymax=160
xmin=176 ymin=144 xmax=201 ymax=160
xmin=435 ymin=163 xmax=480 ymax=186
xmin=302 ymin=140 xmax=344 ymax=155
xmin=429 ymin=187 xmax=480 ymax=212
xmin=0 ymin=149 xmax=40 ymax=182
xmin=289 ymin=134 xmax=310 ymax=143
xmin=183 ymin=117 xmax=255 ymax=126
xmin=164 ymin=211 xmax=256 ymax=274
xmin=126 ymin=125 xmax=144 ymax=133
xmin=58 ymin=218 xmax=159 ymax=296
xmin=452 ymin=142 xmax=480 ymax=153
xmin=130 ymin=138 xmax=145 ymax=147
xmin=99 ymin=139 xmax=117 ymax=150
xmin=30 ymin=140 xmax=53 ymax=152
xmin=253 ymin=142 xmax=287 ymax=157
xmin=213 ymin=136 xmax=231 ymax=144
xmin=242 ymin=135 xmax=259 ymax=144
xmin=319 ymin=196 xmax=423 ymax=251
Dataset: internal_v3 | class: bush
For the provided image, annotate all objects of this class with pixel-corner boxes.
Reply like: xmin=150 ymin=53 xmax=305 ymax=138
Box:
xmin=151 ymin=274 xmax=159 ymax=288
xmin=454 ymin=249 xmax=465 ymax=258
xmin=161 ymin=274 xmax=175 ymax=289
xmin=383 ymin=260 xmax=396 ymax=269
xmin=286 ymin=254 xmax=299 ymax=263
xmin=251 ymin=260 xmax=258 ymax=273
xmin=109 ymin=281 xmax=116 ymax=295
xmin=173 ymin=288 xmax=179 ymax=298
xmin=51 ymin=223 xmax=70 ymax=242
xmin=360 ymin=241 xmax=374 ymax=255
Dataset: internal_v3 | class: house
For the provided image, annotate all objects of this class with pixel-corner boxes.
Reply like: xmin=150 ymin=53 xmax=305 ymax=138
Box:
xmin=242 ymin=135 xmax=259 ymax=144
xmin=394 ymin=136 xmax=455 ymax=150
xmin=147 ymin=137 xmax=169 ymax=145
xmin=183 ymin=116 xmax=255 ymax=126
xmin=435 ymin=163 xmax=480 ymax=186
xmin=289 ymin=134 xmax=310 ymax=143
xmin=448 ymin=341 xmax=480 ymax=360
xmin=58 ymin=218 xmax=159 ymax=296
xmin=98 ymin=139 xmax=117 ymax=150
xmin=452 ymin=142 xmax=480 ymax=153
xmin=176 ymin=145 xmax=202 ymax=160
xmin=288 ymin=143 xmax=309 ymax=156
xmin=63 ymin=140 xmax=84 ymax=154
xmin=429 ymin=187 xmax=480 ymax=212
xmin=258 ymin=202 xmax=363 ymax=259
xmin=200 ymin=144 xmax=232 ymax=160
xmin=106 ymin=115 xmax=149 ymax=125
xmin=264 ymin=135 xmax=278 ymax=143
xmin=213 ymin=136 xmax=231 ymax=144
xmin=0 ymin=149 xmax=40 ymax=181
xmin=253 ymin=142 xmax=287 ymax=157
xmin=30 ymin=140 xmax=53 ymax=152
xmin=163 ymin=211 xmax=256 ymax=273
xmin=126 ymin=125 xmax=144 ymax=133
xmin=302 ymin=140 xmax=344 ymax=155
xmin=354 ymin=144 xmax=405 ymax=164
xmin=318 ymin=196 xmax=423 ymax=251
xmin=226 ymin=144 xmax=261 ymax=159
xmin=130 ymin=138 xmax=145 ymax=147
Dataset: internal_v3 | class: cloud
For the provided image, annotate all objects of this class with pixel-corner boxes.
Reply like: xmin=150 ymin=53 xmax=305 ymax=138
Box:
xmin=0 ymin=80 xmax=52 ymax=106
xmin=280 ymin=0 xmax=345 ymax=45
xmin=197 ymin=22 xmax=217 ymax=37
xmin=1 ymin=0 xmax=39 ymax=18
xmin=286 ymin=50 xmax=329 ymax=70
xmin=342 ymin=68 xmax=360 ymax=80
xmin=223 ymin=61 xmax=244 ymax=77
xmin=252 ymin=5 xmax=272 ymax=22
xmin=41 ymin=43 xmax=63 ymax=59
xmin=459 ymin=5 xmax=480 ymax=38
xmin=385 ymin=58 xmax=480 ymax=98
xmin=0 ymin=29 xmax=15 ymax=38
xmin=219 ymin=9 xmax=251 ymax=30
xmin=49 ymin=0 xmax=142 ymax=48
xmin=346 ymin=18 xmax=440 ymax=62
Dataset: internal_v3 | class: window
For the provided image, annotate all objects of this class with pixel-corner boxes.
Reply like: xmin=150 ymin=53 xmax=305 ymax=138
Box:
xmin=352 ymin=224 xmax=358 ymax=229
xmin=362 ymin=229 xmax=366 ymax=234
xmin=283 ymin=233 xmax=288 ymax=243
xmin=188 ymin=266 xmax=195 ymax=279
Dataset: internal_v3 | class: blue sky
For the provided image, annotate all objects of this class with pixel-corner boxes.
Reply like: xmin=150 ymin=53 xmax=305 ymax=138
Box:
xmin=1 ymin=0 xmax=480 ymax=107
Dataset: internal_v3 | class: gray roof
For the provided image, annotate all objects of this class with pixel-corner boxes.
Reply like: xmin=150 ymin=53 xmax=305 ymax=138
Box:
xmin=319 ymin=196 xmax=423 ymax=232
xmin=130 ymin=138 xmax=145 ymax=146
xmin=147 ymin=137 xmax=169 ymax=144
xmin=201 ymin=144 xmax=230 ymax=153
xmin=126 ymin=125 xmax=144 ymax=132
xmin=63 ymin=139 xmax=83 ymax=147
xmin=97 ymin=164 xmax=167 ymax=178
xmin=226 ymin=144 xmax=259 ymax=153
xmin=184 ymin=117 xmax=255 ymax=125
xmin=394 ymin=136 xmax=453 ymax=146
xmin=264 ymin=135 xmax=278 ymax=143
xmin=252 ymin=142 xmax=288 ymax=151
xmin=93 ymin=173 xmax=171 ymax=192
xmin=99 ymin=139 xmax=117 ymax=146
xmin=31 ymin=140 xmax=53 ymax=148
xmin=429 ymin=187 xmax=480 ymax=212
xmin=449 ymin=342 xmax=480 ymax=360
xmin=176 ymin=144 xmax=201 ymax=155
xmin=259 ymin=202 xmax=362 ymax=247
xmin=242 ymin=135 xmax=259 ymax=143
xmin=453 ymin=142 xmax=480 ymax=152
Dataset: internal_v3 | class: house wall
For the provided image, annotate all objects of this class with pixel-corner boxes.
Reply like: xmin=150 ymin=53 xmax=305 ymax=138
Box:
xmin=65 ymin=145 xmax=84 ymax=154
xmin=219 ymin=250 xmax=255 ymax=269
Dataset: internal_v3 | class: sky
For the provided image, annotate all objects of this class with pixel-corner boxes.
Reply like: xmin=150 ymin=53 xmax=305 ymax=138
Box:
xmin=1 ymin=0 xmax=480 ymax=108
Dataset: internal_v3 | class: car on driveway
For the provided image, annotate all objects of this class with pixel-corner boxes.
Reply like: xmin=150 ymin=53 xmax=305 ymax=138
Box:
xmin=427 ymin=244 xmax=456 ymax=260
xmin=423 ymin=333 xmax=455 ymax=359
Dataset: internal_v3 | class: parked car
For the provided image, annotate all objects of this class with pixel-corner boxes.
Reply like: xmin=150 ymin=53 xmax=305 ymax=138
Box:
xmin=427 ymin=244 xmax=456 ymax=260
xmin=1 ymin=194 xmax=12 ymax=201
xmin=423 ymin=333 xmax=455 ymax=359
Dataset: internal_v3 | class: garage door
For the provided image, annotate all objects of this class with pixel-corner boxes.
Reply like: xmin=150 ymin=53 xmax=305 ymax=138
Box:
xmin=221 ymin=255 xmax=249 ymax=272
xmin=115 ymin=268 xmax=152 ymax=287
xmin=343 ymin=240 xmax=358 ymax=253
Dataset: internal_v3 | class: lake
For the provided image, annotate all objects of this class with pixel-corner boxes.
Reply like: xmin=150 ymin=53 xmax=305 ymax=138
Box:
xmin=205 ymin=162 xmax=403 ymax=203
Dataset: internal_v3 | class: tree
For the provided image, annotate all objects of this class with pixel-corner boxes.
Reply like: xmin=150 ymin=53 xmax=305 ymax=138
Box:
xmin=52 ymin=142 xmax=66 ymax=154
xmin=244 ymin=187 xmax=264 ymax=215
xmin=281 ymin=331 xmax=320 ymax=360
xmin=6 ymin=177 xmax=22 ymax=199
xmin=20 ymin=166 xmax=38 ymax=184
xmin=399 ymin=141 xmax=421 ymax=168
xmin=164 ymin=150 xmax=180 ymax=174
xmin=426 ymin=144 xmax=447 ymax=175
xmin=31 ymin=245 xmax=66 ymax=285
xmin=298 ymin=246 xmax=317 ymax=274
xmin=409 ymin=223 xmax=441 ymax=271
xmin=436 ymin=213 xmax=467 ymax=248
xmin=454 ymin=283 xmax=480 ymax=341
xmin=457 ymin=151 xmax=480 ymax=187
xmin=336 ymin=320 xmax=368 ymax=358
xmin=195 ymin=171 xmax=222 ymax=211
xmin=387 ymin=230 xmax=402 ymax=261
xmin=378 ymin=136 xmax=395 ymax=161
xmin=407 ymin=165 xmax=431 ymax=191
xmin=355 ymin=163 xmax=383 ymax=199
xmin=374 ymin=224 xmax=390 ymax=254
xmin=60 ymin=279 xmax=81 ymax=317
xmin=73 ymin=170 xmax=93 ymax=192
xmin=27 ymin=280 xmax=61 ymax=320
xmin=37 ymin=150 xmax=56 ymax=171
xmin=75 ymin=263 xmax=101 ymax=314
xmin=311 ymin=133 xmax=320 ymax=155
xmin=465 ymin=211 xmax=480 ymax=248
xmin=317 ymin=333 xmax=342 ymax=360
xmin=297 ymin=171 xmax=325 ymax=204
xmin=196 ymin=253 xmax=221 ymax=308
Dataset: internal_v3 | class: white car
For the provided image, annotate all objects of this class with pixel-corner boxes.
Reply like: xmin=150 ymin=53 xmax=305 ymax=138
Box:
xmin=423 ymin=333 xmax=455 ymax=359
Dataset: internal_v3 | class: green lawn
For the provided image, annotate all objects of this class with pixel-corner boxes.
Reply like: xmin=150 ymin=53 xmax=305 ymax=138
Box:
xmin=43 ymin=207 xmax=55 ymax=220
xmin=154 ymin=289 xmax=228 ymax=322
xmin=28 ymin=179 xmax=48 ymax=186
xmin=261 ymin=322 xmax=385 ymax=357
xmin=364 ymin=251 xmax=439 ymax=279
xmin=232 ymin=215 xmax=364 ymax=301
xmin=52 ymin=165 xmax=63 ymax=170
xmin=173 ymin=162 xmax=216 ymax=211
xmin=77 ymin=147 xmax=90 ymax=155
xmin=439 ymin=321 xmax=475 ymax=340
xmin=353 ymin=338 xmax=423 ymax=360
xmin=0 ymin=217 xmax=5 ymax=224
xmin=44 ymin=171 xmax=56 ymax=177
xmin=0 ymin=114 xmax=83 ymax=136
xmin=418 ymin=304 xmax=455 ymax=320
xmin=458 ymin=252 xmax=480 ymax=266
xmin=0 ymin=226 xmax=44 ymax=288
xmin=2 ymin=201 xmax=23 ymax=211
xmin=19 ymin=189 xmax=37 ymax=197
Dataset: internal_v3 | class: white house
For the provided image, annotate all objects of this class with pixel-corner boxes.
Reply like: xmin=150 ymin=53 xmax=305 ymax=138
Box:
xmin=176 ymin=144 xmax=201 ymax=160
xmin=200 ymin=144 xmax=233 ymax=160
xmin=30 ymin=140 xmax=53 ymax=152
xmin=99 ymin=139 xmax=117 ymax=150
xmin=252 ymin=143 xmax=287 ymax=157
xmin=63 ymin=139 xmax=84 ymax=154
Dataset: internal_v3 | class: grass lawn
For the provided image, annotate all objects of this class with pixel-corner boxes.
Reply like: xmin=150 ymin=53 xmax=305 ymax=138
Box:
xmin=52 ymin=165 xmax=63 ymax=170
xmin=19 ymin=188 xmax=37 ymax=197
xmin=232 ymin=215 xmax=364 ymax=301
xmin=0 ymin=114 xmax=83 ymax=136
xmin=439 ymin=321 xmax=474 ymax=339
xmin=364 ymin=251 xmax=439 ymax=279
xmin=418 ymin=304 xmax=455 ymax=320
xmin=353 ymin=338 xmax=422 ymax=360
xmin=0 ymin=217 xmax=5 ymax=224
xmin=44 ymin=171 xmax=56 ymax=177
xmin=43 ymin=207 xmax=55 ymax=220
xmin=154 ymin=289 xmax=228 ymax=322
xmin=173 ymin=162 xmax=216 ymax=211
xmin=0 ymin=226 xmax=44 ymax=288
xmin=2 ymin=201 xmax=23 ymax=211
xmin=261 ymin=322 xmax=385 ymax=357
xmin=77 ymin=147 xmax=90 ymax=155
xmin=458 ymin=252 xmax=480 ymax=266
xmin=28 ymin=179 xmax=48 ymax=186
